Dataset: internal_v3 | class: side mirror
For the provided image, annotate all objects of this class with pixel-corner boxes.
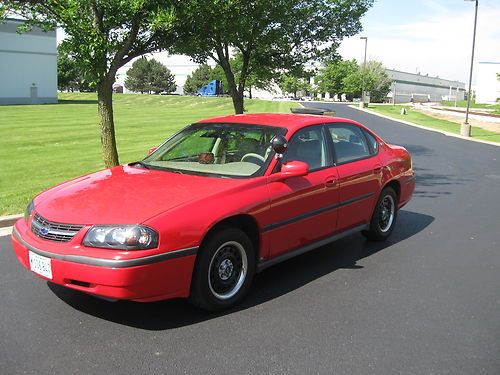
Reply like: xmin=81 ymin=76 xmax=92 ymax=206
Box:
xmin=269 ymin=160 xmax=309 ymax=182
xmin=147 ymin=146 xmax=157 ymax=155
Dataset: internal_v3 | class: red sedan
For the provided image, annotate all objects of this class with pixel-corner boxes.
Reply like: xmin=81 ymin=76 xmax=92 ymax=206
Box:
xmin=12 ymin=112 xmax=415 ymax=311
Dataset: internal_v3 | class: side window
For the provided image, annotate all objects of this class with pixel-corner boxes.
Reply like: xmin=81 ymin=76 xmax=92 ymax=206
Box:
xmin=363 ymin=130 xmax=379 ymax=155
xmin=282 ymin=126 xmax=329 ymax=171
xmin=327 ymin=124 xmax=371 ymax=164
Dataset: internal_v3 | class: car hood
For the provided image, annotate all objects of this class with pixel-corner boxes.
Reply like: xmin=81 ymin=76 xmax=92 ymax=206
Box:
xmin=34 ymin=165 xmax=249 ymax=225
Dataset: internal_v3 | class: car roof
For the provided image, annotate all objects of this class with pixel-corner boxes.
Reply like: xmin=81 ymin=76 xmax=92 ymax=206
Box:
xmin=196 ymin=113 xmax=362 ymax=134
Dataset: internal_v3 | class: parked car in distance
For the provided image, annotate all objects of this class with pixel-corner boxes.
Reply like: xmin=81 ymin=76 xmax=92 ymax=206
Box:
xmin=12 ymin=112 xmax=415 ymax=311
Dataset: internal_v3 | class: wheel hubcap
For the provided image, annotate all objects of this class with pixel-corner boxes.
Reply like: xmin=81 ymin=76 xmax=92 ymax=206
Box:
xmin=218 ymin=259 xmax=234 ymax=280
xmin=379 ymin=195 xmax=395 ymax=233
xmin=208 ymin=241 xmax=248 ymax=300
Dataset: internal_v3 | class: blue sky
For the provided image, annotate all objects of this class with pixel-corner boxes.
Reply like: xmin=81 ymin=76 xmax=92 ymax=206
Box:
xmin=339 ymin=0 xmax=500 ymax=83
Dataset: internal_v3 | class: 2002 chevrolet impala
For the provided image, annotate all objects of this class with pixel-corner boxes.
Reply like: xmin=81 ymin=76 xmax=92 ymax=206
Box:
xmin=12 ymin=111 xmax=415 ymax=311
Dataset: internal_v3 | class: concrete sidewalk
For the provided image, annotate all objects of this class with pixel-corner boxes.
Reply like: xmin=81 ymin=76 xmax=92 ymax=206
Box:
xmin=0 ymin=214 xmax=20 ymax=237
xmin=0 ymin=214 xmax=22 ymax=228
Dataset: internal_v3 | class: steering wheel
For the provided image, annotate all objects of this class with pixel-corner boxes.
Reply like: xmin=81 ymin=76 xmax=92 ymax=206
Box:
xmin=241 ymin=153 xmax=266 ymax=163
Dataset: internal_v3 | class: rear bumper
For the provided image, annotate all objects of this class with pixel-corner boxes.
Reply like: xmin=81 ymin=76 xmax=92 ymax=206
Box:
xmin=11 ymin=221 xmax=197 ymax=302
xmin=399 ymin=173 xmax=416 ymax=208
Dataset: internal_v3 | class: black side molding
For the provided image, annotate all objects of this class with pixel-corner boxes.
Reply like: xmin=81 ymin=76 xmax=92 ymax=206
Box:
xmin=257 ymin=224 xmax=369 ymax=273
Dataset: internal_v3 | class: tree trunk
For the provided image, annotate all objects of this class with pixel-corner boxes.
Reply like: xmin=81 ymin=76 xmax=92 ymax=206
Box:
xmin=230 ymin=89 xmax=245 ymax=114
xmin=215 ymin=46 xmax=245 ymax=114
xmin=97 ymin=79 xmax=120 ymax=168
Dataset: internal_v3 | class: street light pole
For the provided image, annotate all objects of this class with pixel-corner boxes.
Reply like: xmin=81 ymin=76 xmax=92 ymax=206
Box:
xmin=359 ymin=36 xmax=368 ymax=109
xmin=462 ymin=0 xmax=479 ymax=137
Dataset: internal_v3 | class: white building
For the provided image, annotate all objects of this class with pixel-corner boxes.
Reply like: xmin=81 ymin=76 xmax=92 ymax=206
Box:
xmin=0 ymin=18 xmax=57 ymax=105
xmin=475 ymin=62 xmax=500 ymax=104
xmin=386 ymin=69 xmax=465 ymax=104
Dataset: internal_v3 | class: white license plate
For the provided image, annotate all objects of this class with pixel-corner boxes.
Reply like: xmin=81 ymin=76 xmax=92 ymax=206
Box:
xmin=28 ymin=251 xmax=53 ymax=280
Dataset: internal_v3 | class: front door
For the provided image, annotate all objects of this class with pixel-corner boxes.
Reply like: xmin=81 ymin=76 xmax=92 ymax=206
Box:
xmin=266 ymin=125 xmax=339 ymax=258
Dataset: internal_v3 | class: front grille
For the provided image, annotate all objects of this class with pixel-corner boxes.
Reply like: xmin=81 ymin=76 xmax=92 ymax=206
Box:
xmin=31 ymin=213 xmax=84 ymax=242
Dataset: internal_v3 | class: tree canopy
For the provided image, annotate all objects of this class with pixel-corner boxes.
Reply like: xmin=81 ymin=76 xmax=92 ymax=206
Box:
xmin=125 ymin=58 xmax=176 ymax=94
xmin=315 ymin=59 xmax=358 ymax=98
xmin=174 ymin=0 xmax=373 ymax=113
xmin=4 ymin=0 xmax=178 ymax=167
xmin=343 ymin=60 xmax=391 ymax=102
xmin=279 ymin=74 xmax=312 ymax=98
xmin=183 ymin=64 xmax=213 ymax=95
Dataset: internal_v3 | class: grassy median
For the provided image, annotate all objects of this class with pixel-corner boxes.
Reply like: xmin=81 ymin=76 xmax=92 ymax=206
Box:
xmin=0 ymin=93 xmax=297 ymax=215
xmin=441 ymin=100 xmax=500 ymax=114
xmin=367 ymin=105 xmax=500 ymax=144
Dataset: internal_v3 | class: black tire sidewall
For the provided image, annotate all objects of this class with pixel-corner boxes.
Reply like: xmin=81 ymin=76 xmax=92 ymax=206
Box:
xmin=367 ymin=187 xmax=398 ymax=241
xmin=190 ymin=227 xmax=255 ymax=311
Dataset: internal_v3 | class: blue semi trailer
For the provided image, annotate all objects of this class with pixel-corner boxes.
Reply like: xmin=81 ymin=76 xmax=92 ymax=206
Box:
xmin=197 ymin=80 xmax=224 ymax=96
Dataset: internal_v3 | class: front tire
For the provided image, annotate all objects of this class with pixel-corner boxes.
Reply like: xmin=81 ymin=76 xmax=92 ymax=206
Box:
xmin=190 ymin=227 xmax=255 ymax=311
xmin=363 ymin=187 xmax=398 ymax=241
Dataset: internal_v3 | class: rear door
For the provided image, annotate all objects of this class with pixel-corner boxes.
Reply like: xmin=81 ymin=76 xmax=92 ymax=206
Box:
xmin=266 ymin=125 xmax=340 ymax=258
xmin=326 ymin=123 xmax=382 ymax=232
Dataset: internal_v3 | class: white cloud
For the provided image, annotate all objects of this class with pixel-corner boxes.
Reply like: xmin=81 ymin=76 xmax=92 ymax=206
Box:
xmin=339 ymin=3 xmax=500 ymax=84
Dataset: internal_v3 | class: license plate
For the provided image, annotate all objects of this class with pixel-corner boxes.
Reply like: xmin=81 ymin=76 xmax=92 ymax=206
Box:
xmin=28 ymin=251 xmax=53 ymax=280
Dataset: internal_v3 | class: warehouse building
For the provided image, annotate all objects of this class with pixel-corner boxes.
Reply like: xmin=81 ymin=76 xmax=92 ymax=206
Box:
xmin=0 ymin=18 xmax=57 ymax=105
xmin=475 ymin=62 xmax=500 ymax=104
xmin=386 ymin=69 xmax=465 ymax=104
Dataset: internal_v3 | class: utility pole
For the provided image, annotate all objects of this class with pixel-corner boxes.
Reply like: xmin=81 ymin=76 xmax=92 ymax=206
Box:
xmin=462 ymin=0 xmax=479 ymax=137
xmin=359 ymin=36 xmax=368 ymax=109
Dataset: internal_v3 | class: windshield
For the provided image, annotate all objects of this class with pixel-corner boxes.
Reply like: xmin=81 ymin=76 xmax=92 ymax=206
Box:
xmin=141 ymin=123 xmax=286 ymax=178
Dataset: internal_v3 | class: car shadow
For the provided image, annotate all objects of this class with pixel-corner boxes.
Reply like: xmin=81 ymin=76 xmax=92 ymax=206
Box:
xmin=48 ymin=210 xmax=434 ymax=330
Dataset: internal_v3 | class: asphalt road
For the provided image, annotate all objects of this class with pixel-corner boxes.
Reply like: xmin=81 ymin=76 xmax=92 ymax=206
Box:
xmin=1 ymin=103 xmax=499 ymax=375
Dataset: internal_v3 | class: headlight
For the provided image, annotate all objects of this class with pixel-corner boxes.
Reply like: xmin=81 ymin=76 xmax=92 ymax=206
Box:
xmin=83 ymin=225 xmax=159 ymax=250
xmin=24 ymin=200 xmax=34 ymax=222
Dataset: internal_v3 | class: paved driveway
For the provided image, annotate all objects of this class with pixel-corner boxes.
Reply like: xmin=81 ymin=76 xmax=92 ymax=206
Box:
xmin=1 ymin=103 xmax=499 ymax=374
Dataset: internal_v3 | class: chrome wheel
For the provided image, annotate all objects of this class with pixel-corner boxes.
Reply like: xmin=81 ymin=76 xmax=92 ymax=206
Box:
xmin=208 ymin=241 xmax=248 ymax=300
xmin=379 ymin=194 xmax=395 ymax=233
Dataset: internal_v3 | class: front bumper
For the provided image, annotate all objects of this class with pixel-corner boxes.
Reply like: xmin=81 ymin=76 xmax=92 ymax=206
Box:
xmin=11 ymin=220 xmax=197 ymax=302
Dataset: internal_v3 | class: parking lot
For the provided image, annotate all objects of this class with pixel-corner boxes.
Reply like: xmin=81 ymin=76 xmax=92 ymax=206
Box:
xmin=1 ymin=103 xmax=499 ymax=375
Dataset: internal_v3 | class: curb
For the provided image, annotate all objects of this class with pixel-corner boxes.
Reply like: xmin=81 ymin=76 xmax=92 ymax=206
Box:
xmin=0 ymin=214 xmax=22 ymax=228
xmin=350 ymin=105 xmax=500 ymax=148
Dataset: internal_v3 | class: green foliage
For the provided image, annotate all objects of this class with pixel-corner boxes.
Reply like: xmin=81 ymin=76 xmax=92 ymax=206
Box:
xmin=174 ymin=0 xmax=373 ymax=113
xmin=343 ymin=60 xmax=391 ymax=102
xmin=3 ymin=0 xmax=179 ymax=167
xmin=5 ymin=1 xmax=177 ymax=86
xmin=183 ymin=53 xmax=274 ymax=97
xmin=184 ymin=64 xmax=214 ymax=94
xmin=125 ymin=58 xmax=176 ymax=94
xmin=57 ymin=42 xmax=94 ymax=92
xmin=148 ymin=59 xmax=176 ymax=94
xmin=125 ymin=58 xmax=150 ymax=93
xmin=315 ymin=59 xmax=358 ymax=97
xmin=279 ymin=74 xmax=311 ymax=97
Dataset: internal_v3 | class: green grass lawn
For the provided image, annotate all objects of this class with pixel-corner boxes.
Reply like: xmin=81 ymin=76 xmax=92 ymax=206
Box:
xmin=0 ymin=93 xmax=297 ymax=215
xmin=440 ymin=100 xmax=500 ymax=114
xmin=368 ymin=104 xmax=500 ymax=144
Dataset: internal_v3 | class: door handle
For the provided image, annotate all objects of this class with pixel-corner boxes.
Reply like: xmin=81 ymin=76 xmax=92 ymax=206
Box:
xmin=325 ymin=176 xmax=337 ymax=187
xmin=373 ymin=165 xmax=383 ymax=174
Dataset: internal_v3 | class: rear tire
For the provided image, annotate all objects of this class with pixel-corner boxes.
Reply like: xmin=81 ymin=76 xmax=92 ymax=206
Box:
xmin=363 ymin=187 xmax=398 ymax=241
xmin=189 ymin=227 xmax=255 ymax=311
